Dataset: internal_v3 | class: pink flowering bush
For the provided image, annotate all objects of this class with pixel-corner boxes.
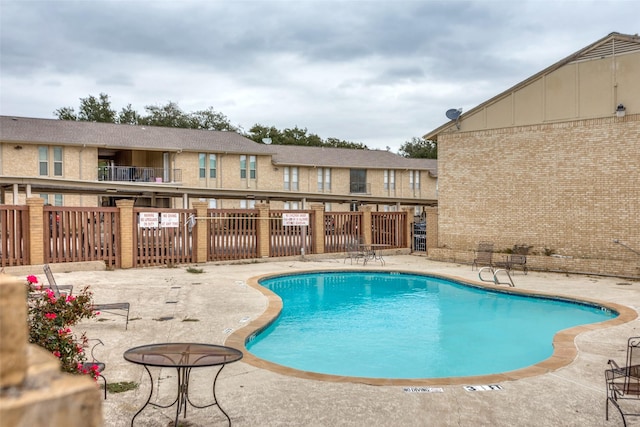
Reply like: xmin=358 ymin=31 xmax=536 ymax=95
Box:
xmin=26 ymin=275 xmax=98 ymax=379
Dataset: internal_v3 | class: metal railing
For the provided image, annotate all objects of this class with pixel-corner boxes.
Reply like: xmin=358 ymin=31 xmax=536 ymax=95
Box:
xmin=98 ymin=166 xmax=182 ymax=183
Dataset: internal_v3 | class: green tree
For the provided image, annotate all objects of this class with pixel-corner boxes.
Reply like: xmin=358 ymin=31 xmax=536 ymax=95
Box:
xmin=118 ymin=104 xmax=140 ymax=125
xmin=139 ymin=101 xmax=191 ymax=128
xmin=55 ymin=93 xmax=117 ymax=123
xmin=189 ymin=107 xmax=238 ymax=131
xmin=398 ymin=137 xmax=437 ymax=159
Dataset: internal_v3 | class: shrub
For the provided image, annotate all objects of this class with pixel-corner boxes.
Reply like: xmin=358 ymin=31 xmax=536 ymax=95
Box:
xmin=26 ymin=275 xmax=99 ymax=380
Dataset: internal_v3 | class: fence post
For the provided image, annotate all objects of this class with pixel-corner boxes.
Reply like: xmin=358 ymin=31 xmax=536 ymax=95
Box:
xmin=26 ymin=197 xmax=44 ymax=265
xmin=116 ymin=199 xmax=135 ymax=269
xmin=192 ymin=201 xmax=208 ymax=263
xmin=359 ymin=205 xmax=372 ymax=245
xmin=310 ymin=204 xmax=325 ymax=254
xmin=425 ymin=206 xmax=438 ymax=253
xmin=256 ymin=202 xmax=270 ymax=258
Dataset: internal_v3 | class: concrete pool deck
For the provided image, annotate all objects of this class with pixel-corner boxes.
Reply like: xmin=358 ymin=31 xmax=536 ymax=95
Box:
xmin=28 ymin=255 xmax=640 ymax=426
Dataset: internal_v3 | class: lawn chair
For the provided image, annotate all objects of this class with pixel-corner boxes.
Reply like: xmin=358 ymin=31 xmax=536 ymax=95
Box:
xmin=606 ymin=337 xmax=640 ymax=426
xmin=43 ymin=264 xmax=74 ymax=297
xmin=344 ymin=238 xmax=367 ymax=265
xmin=43 ymin=265 xmax=130 ymax=330
xmin=472 ymin=242 xmax=494 ymax=271
xmin=82 ymin=339 xmax=108 ymax=399
xmin=495 ymin=245 xmax=530 ymax=275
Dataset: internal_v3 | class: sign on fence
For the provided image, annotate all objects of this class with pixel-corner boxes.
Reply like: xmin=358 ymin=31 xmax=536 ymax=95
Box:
xmin=161 ymin=213 xmax=180 ymax=228
xmin=139 ymin=212 xmax=159 ymax=228
xmin=282 ymin=213 xmax=309 ymax=226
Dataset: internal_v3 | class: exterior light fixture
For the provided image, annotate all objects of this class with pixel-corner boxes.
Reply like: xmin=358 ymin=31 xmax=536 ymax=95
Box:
xmin=616 ymin=104 xmax=626 ymax=118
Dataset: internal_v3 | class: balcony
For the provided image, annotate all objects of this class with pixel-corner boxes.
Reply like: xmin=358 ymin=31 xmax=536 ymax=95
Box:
xmin=350 ymin=182 xmax=371 ymax=194
xmin=98 ymin=166 xmax=182 ymax=183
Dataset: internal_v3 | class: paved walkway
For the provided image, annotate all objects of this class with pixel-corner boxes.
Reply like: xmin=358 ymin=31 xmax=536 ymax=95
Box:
xmin=37 ymin=255 xmax=640 ymax=426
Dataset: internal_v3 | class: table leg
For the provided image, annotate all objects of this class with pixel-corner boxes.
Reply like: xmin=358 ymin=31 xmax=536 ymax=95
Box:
xmin=131 ymin=366 xmax=154 ymax=427
xmin=183 ymin=364 xmax=231 ymax=426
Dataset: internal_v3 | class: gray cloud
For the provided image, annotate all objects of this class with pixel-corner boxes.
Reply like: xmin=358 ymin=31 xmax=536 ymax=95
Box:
xmin=1 ymin=0 xmax=638 ymax=151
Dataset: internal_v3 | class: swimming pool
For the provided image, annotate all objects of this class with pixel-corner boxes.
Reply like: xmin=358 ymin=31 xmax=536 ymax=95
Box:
xmin=244 ymin=271 xmax=618 ymax=380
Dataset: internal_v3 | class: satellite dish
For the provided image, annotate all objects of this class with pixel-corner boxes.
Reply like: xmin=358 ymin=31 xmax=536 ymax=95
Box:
xmin=262 ymin=138 xmax=272 ymax=144
xmin=445 ymin=108 xmax=462 ymax=129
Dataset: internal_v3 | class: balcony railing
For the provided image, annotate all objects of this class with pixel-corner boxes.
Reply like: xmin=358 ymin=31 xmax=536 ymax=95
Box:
xmin=350 ymin=182 xmax=371 ymax=194
xmin=98 ymin=166 xmax=182 ymax=183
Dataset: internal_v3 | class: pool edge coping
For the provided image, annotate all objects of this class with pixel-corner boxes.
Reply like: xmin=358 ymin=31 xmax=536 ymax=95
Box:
xmin=225 ymin=268 xmax=638 ymax=386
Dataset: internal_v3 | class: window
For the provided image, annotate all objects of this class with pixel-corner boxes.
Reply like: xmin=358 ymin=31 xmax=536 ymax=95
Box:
xmin=39 ymin=147 xmax=48 ymax=176
xmin=240 ymin=199 xmax=255 ymax=209
xmin=199 ymin=153 xmax=206 ymax=178
xmin=409 ymin=170 xmax=420 ymax=190
xmin=53 ymin=147 xmax=63 ymax=176
xmin=284 ymin=167 xmax=298 ymax=190
xmin=54 ymin=194 xmax=63 ymax=206
xmin=241 ymin=155 xmax=257 ymax=179
xmin=317 ymin=168 xmax=331 ymax=191
xmin=249 ymin=155 xmax=256 ymax=179
xmin=284 ymin=201 xmax=300 ymax=210
xmin=40 ymin=193 xmax=49 ymax=204
xmin=209 ymin=154 xmax=217 ymax=178
xmin=414 ymin=170 xmax=420 ymax=190
xmin=384 ymin=170 xmax=395 ymax=190
xmin=349 ymin=169 xmax=367 ymax=193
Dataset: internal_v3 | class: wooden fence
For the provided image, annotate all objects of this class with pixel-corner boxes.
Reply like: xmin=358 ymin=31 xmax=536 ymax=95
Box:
xmin=1 ymin=203 xmax=410 ymax=268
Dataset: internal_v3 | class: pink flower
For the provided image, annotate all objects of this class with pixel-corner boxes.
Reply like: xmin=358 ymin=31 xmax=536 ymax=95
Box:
xmin=65 ymin=295 xmax=76 ymax=302
xmin=53 ymin=351 xmax=61 ymax=358
xmin=44 ymin=313 xmax=57 ymax=320
xmin=27 ymin=275 xmax=38 ymax=284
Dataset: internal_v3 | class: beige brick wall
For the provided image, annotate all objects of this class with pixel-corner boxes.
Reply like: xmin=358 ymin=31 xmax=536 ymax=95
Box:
xmin=437 ymin=114 xmax=640 ymax=271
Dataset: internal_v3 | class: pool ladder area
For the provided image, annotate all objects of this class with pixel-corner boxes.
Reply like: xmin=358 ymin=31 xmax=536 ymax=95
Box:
xmin=478 ymin=267 xmax=515 ymax=287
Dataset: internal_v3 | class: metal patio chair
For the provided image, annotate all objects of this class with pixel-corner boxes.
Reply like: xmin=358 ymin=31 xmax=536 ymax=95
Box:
xmin=606 ymin=337 xmax=640 ymax=426
xmin=43 ymin=264 xmax=130 ymax=330
xmin=472 ymin=242 xmax=494 ymax=271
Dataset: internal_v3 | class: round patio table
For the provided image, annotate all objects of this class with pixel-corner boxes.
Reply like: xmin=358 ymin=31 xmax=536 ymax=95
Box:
xmin=124 ymin=343 xmax=243 ymax=426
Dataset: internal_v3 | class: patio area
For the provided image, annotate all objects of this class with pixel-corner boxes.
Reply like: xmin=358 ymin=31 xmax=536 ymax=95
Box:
xmin=34 ymin=255 xmax=640 ymax=426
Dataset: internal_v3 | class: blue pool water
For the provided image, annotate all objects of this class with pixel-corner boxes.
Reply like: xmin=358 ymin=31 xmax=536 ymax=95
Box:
xmin=246 ymin=271 xmax=617 ymax=379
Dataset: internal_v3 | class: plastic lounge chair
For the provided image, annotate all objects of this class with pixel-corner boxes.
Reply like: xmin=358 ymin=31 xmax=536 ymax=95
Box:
xmin=472 ymin=242 xmax=494 ymax=271
xmin=43 ymin=264 xmax=130 ymax=330
xmin=606 ymin=337 xmax=640 ymax=426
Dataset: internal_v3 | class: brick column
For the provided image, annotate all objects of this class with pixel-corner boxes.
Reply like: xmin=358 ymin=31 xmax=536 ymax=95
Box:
xmin=425 ymin=206 xmax=438 ymax=253
xmin=0 ymin=273 xmax=28 ymax=387
xmin=256 ymin=202 xmax=270 ymax=258
xmin=402 ymin=207 xmax=414 ymax=248
xmin=310 ymin=203 xmax=325 ymax=254
xmin=359 ymin=205 xmax=372 ymax=245
xmin=192 ymin=202 xmax=209 ymax=263
xmin=26 ymin=197 xmax=44 ymax=265
xmin=116 ymin=199 xmax=135 ymax=269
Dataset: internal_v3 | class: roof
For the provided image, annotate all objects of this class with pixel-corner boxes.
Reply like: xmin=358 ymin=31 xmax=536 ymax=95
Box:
xmin=267 ymin=144 xmax=437 ymax=175
xmin=424 ymin=32 xmax=640 ymax=140
xmin=0 ymin=115 xmax=275 ymax=155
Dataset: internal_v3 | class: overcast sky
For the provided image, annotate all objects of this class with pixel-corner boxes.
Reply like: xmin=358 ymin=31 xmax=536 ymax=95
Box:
xmin=1 ymin=0 xmax=638 ymax=152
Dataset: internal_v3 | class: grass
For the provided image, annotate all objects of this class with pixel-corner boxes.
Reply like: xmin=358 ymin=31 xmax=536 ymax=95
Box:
xmin=105 ymin=381 xmax=138 ymax=394
xmin=186 ymin=266 xmax=204 ymax=274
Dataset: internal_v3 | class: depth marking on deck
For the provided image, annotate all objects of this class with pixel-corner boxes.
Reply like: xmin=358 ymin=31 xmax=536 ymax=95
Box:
xmin=463 ymin=384 xmax=503 ymax=392
xmin=403 ymin=387 xmax=444 ymax=393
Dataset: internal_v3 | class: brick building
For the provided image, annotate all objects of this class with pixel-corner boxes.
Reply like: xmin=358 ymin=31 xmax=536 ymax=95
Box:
xmin=0 ymin=116 xmax=436 ymax=213
xmin=424 ymin=32 xmax=639 ymax=277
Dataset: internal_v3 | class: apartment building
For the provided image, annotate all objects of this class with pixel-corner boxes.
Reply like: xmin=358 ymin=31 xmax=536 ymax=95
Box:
xmin=0 ymin=116 xmax=437 ymax=214
xmin=424 ymin=32 xmax=639 ymax=277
